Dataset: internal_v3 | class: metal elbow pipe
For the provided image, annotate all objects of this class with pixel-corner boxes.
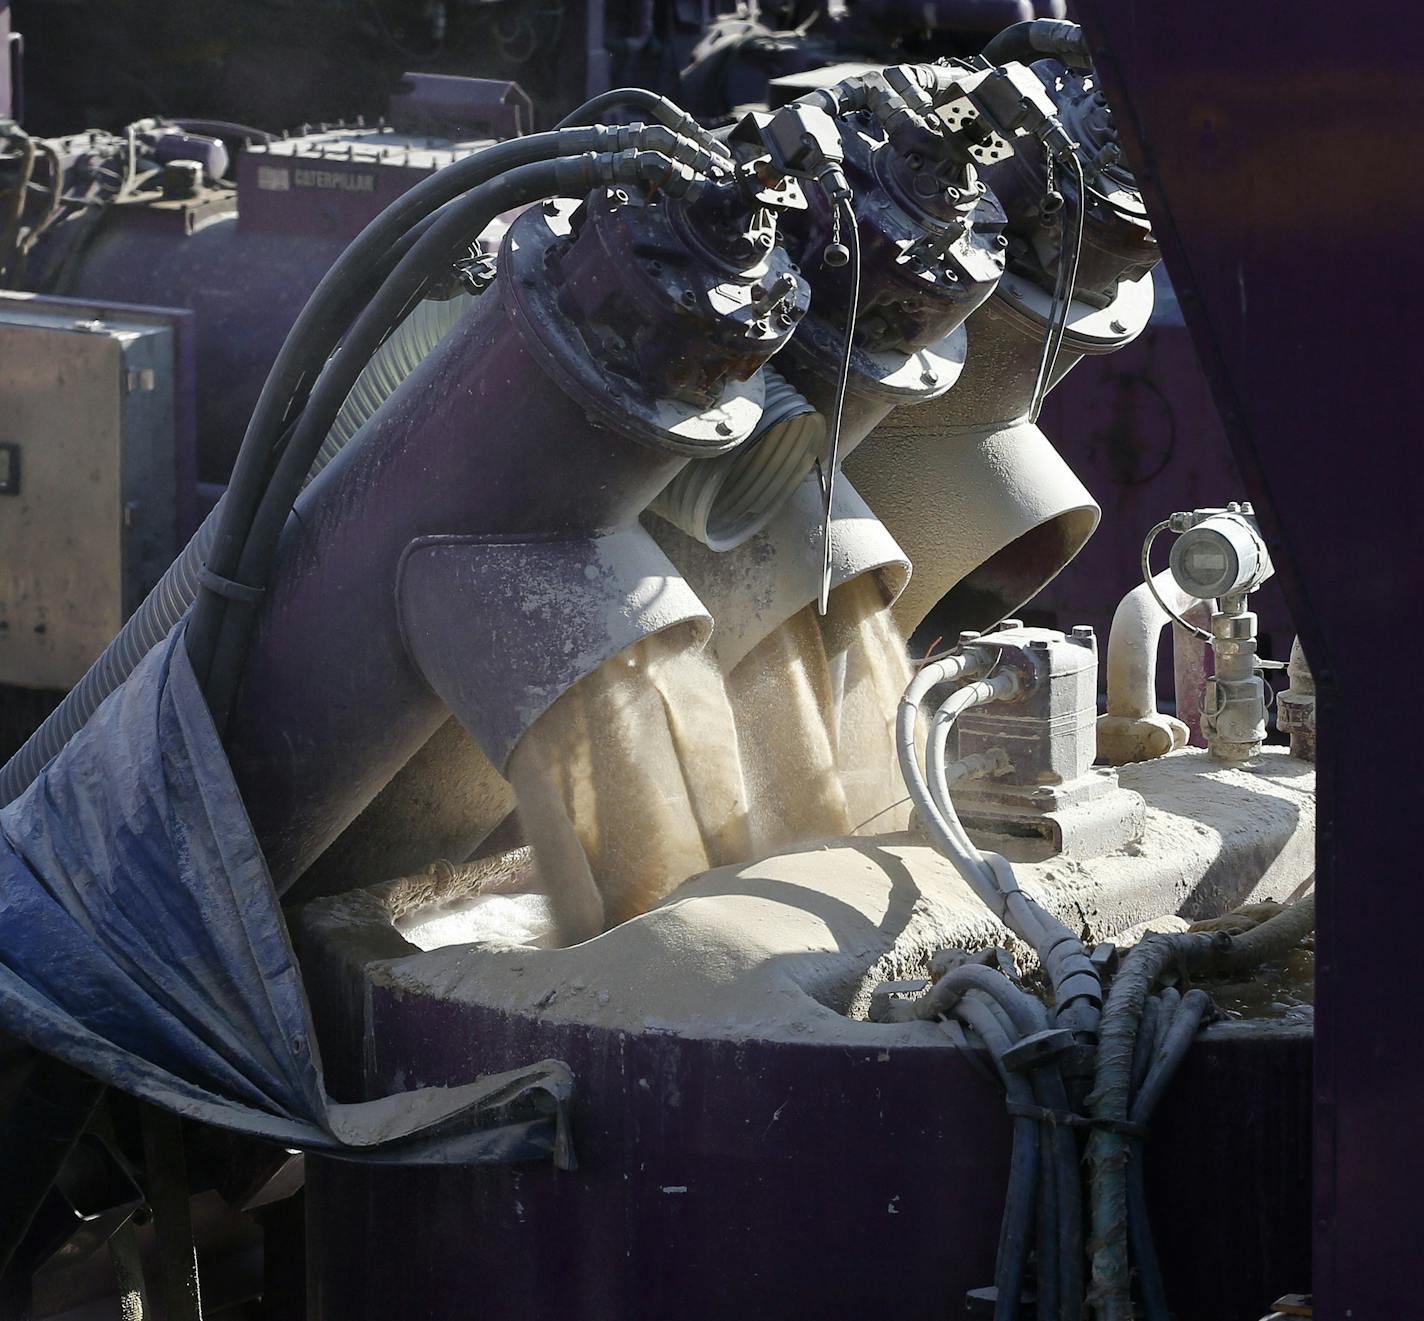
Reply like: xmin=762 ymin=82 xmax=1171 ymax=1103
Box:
xmin=843 ymin=266 xmax=1154 ymax=637
xmin=1096 ymin=571 xmax=1195 ymax=766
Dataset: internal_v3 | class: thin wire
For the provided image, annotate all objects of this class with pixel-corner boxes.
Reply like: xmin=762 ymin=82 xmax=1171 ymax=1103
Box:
xmin=1028 ymin=148 xmax=1087 ymax=424
xmin=1140 ymin=520 xmax=1213 ymax=642
xmin=818 ymin=194 xmax=861 ymax=615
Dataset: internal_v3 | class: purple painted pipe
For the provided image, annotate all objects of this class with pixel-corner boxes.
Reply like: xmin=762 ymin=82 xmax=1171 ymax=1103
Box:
xmin=224 ymin=185 xmax=805 ymax=891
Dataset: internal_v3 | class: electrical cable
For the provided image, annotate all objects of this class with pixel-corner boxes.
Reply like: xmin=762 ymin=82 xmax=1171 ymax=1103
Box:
xmin=1140 ymin=520 xmax=1213 ymax=642
xmin=1028 ymin=149 xmax=1085 ymax=424
xmin=817 ymin=193 xmax=860 ymax=616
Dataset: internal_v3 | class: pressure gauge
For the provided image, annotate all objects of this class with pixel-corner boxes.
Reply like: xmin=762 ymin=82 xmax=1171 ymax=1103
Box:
xmin=1167 ymin=508 xmax=1272 ymax=600
xmin=1144 ymin=502 xmax=1277 ymax=765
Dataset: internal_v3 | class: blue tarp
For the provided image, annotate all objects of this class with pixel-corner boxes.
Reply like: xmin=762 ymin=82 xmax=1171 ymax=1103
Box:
xmin=0 ymin=628 xmax=572 ymax=1166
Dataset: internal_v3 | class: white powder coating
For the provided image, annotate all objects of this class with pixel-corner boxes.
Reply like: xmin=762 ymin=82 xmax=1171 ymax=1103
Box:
xmin=397 ymin=893 xmax=559 ymax=952
xmin=304 ymin=748 xmax=1314 ymax=1050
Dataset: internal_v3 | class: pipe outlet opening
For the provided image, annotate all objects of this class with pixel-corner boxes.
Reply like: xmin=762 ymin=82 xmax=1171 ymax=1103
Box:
xmin=650 ymin=367 xmax=825 ymax=551
xmin=927 ymin=506 xmax=1099 ymax=642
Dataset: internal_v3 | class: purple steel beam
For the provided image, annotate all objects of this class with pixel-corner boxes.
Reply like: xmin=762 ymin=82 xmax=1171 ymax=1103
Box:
xmin=1070 ymin=3 xmax=1424 ymax=1314
xmin=1 ymin=2 xmax=12 ymax=123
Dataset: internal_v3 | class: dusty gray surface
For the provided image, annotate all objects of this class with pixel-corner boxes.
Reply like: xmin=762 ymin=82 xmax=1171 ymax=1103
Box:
xmin=302 ymin=747 xmax=1313 ymax=1048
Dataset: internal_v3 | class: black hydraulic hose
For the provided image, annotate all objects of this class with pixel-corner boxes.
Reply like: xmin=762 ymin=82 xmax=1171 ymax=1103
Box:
xmin=1035 ymin=1131 xmax=1059 ymax=1321
xmin=926 ymin=965 xmax=1082 ymax=1321
xmin=1125 ymin=989 xmax=1211 ymax=1321
xmin=952 ymin=991 xmax=1040 ymax=1321
xmin=980 ymin=19 xmax=1092 ymax=70
xmin=1132 ymin=988 xmax=1210 ymax=1145
xmin=190 ymin=155 xmax=583 ymax=721
xmin=1148 ymin=986 xmax=1180 ymax=1057
xmin=193 ymin=150 xmax=702 ymax=730
xmin=1127 ymin=993 xmax=1160 ymax=1096
xmin=187 ymin=130 xmax=611 ymax=687
xmin=555 ymin=88 xmax=730 ymax=159
xmin=190 ymin=124 xmax=719 ymax=694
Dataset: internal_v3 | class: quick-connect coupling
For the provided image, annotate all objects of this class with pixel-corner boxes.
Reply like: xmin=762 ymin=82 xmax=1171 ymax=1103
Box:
xmin=560 ymin=123 xmax=726 ymax=178
xmin=618 ymin=123 xmax=728 ymax=177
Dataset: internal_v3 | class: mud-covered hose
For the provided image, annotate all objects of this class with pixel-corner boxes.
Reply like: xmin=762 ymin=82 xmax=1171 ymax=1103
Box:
xmin=951 ymin=991 xmax=1043 ymax=1321
xmin=906 ymin=962 xmax=1083 ymax=1321
xmin=1125 ymin=988 xmax=1211 ymax=1321
xmin=1085 ymin=895 xmax=1316 ymax=1320
xmin=981 ymin=19 xmax=1092 ymax=70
